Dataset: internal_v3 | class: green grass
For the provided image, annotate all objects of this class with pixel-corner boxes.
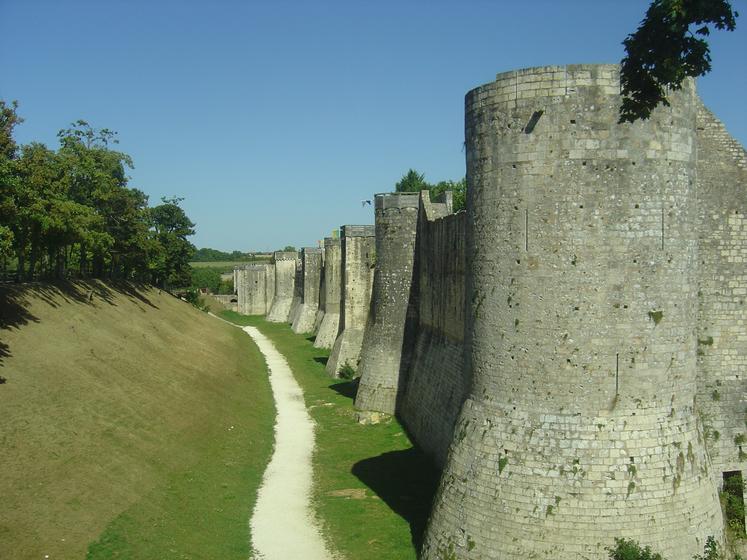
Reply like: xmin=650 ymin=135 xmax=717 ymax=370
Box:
xmin=1 ymin=282 xmax=275 ymax=559
xmin=219 ymin=311 xmax=440 ymax=560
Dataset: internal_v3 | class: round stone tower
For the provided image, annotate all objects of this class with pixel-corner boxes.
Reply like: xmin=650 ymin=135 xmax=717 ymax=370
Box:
xmin=356 ymin=192 xmax=420 ymax=416
xmin=421 ymin=64 xmax=723 ymax=559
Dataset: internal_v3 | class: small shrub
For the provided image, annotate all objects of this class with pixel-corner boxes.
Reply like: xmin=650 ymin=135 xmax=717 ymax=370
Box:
xmin=648 ymin=310 xmax=664 ymax=325
xmin=338 ymin=361 xmax=356 ymax=380
xmin=692 ymin=536 xmax=722 ymax=560
xmin=721 ymin=474 xmax=746 ymax=538
xmin=607 ymin=538 xmax=665 ymax=560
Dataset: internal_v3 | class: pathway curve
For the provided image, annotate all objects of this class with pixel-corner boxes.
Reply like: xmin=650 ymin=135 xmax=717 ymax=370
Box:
xmin=242 ymin=326 xmax=333 ymax=560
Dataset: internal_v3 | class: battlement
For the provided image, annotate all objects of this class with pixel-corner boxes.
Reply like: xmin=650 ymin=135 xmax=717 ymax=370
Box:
xmin=341 ymin=225 xmax=374 ymax=238
xmin=374 ymin=192 xmax=420 ymax=210
xmin=273 ymin=251 xmax=298 ymax=262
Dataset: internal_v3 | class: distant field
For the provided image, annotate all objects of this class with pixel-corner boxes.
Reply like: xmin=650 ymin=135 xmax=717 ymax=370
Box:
xmin=0 ymin=281 xmax=275 ymax=559
xmin=190 ymin=258 xmax=271 ymax=271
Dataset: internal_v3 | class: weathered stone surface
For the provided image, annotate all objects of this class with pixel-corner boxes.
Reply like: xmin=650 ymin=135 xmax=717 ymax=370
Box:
xmin=236 ymin=264 xmax=274 ymax=315
xmin=355 ymin=192 xmax=420 ymax=415
xmin=266 ymin=251 xmax=298 ymax=322
xmin=292 ymin=247 xmax=324 ymax=334
xmin=695 ymin=102 xmax=747 ymax=486
xmin=287 ymin=257 xmax=304 ymax=326
xmin=421 ymin=64 xmax=723 ymax=560
xmin=400 ymin=194 xmax=466 ymax=467
xmin=315 ymin=237 xmax=342 ymax=349
xmin=326 ymin=225 xmax=375 ymax=377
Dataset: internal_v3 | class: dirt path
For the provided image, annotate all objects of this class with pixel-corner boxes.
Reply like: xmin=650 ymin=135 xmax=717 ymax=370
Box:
xmin=242 ymin=326 xmax=333 ymax=560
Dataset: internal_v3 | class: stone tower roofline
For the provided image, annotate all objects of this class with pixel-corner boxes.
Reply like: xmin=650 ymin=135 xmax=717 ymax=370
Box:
xmin=273 ymin=251 xmax=298 ymax=261
xmin=301 ymin=247 xmax=323 ymax=254
xmin=467 ymin=63 xmax=623 ymax=102
xmin=340 ymin=224 xmax=375 ymax=237
xmin=373 ymin=192 xmax=420 ymax=210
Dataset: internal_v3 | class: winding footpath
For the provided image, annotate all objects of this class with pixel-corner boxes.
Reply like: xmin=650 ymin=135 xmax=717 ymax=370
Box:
xmin=242 ymin=326 xmax=333 ymax=560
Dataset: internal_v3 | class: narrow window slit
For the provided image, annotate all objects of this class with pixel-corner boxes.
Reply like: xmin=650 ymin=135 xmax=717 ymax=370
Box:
xmin=615 ymin=353 xmax=620 ymax=395
xmin=525 ymin=209 xmax=529 ymax=251
xmin=524 ymin=110 xmax=544 ymax=134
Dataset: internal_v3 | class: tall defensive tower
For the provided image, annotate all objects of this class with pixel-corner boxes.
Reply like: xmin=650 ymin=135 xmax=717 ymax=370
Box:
xmin=356 ymin=192 xmax=420 ymax=416
xmin=422 ymin=65 xmax=723 ymax=559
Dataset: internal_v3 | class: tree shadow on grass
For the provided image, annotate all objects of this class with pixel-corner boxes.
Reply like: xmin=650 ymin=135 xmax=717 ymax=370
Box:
xmin=0 ymin=280 xmax=158 ymax=369
xmin=330 ymin=377 xmax=358 ymax=400
xmin=352 ymin=446 xmax=440 ymax=552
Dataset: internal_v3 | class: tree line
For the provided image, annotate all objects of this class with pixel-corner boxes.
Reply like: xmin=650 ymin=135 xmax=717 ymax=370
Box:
xmin=394 ymin=169 xmax=466 ymax=211
xmin=0 ymin=100 xmax=196 ymax=288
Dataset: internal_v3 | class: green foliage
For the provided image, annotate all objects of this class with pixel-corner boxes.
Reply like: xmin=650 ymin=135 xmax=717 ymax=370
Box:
xmin=394 ymin=169 xmax=467 ymax=211
xmin=0 ymin=101 xmax=197 ymax=284
xmin=192 ymin=247 xmax=264 ymax=262
xmin=282 ymin=245 xmax=297 ymax=252
xmin=648 ymin=310 xmax=664 ymax=325
xmin=722 ymin=474 xmax=747 ymax=538
xmin=692 ymin=536 xmax=723 ymax=560
xmin=620 ymin=0 xmax=738 ymax=122
xmin=395 ymin=169 xmax=429 ymax=193
xmin=338 ymin=361 xmax=356 ymax=380
xmin=607 ymin=538 xmax=665 ymax=560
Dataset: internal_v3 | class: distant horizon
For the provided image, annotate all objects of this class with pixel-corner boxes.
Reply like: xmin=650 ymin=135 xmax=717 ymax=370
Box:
xmin=3 ymin=0 xmax=746 ymax=252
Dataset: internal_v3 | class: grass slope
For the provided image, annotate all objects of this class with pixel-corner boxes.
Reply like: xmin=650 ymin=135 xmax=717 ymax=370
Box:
xmin=0 ymin=282 xmax=275 ymax=560
xmin=220 ymin=311 xmax=440 ymax=560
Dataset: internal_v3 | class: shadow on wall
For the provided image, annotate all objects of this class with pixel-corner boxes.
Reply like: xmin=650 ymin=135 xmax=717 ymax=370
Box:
xmin=0 ymin=280 xmax=159 ymax=369
xmin=352 ymin=447 xmax=440 ymax=552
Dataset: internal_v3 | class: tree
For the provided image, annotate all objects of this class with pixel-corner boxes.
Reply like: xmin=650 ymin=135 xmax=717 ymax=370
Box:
xmin=149 ymin=197 xmax=196 ymax=288
xmin=620 ymin=0 xmax=738 ymax=123
xmin=393 ymin=169 xmax=467 ymax=211
xmin=395 ymin=169 xmax=429 ymax=193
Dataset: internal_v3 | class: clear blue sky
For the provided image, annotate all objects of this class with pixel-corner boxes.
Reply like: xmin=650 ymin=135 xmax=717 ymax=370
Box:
xmin=2 ymin=0 xmax=745 ymax=251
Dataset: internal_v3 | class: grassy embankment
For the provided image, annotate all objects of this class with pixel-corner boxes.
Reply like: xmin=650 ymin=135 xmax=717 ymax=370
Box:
xmin=0 ymin=282 xmax=275 ymax=559
xmin=219 ymin=310 xmax=440 ymax=560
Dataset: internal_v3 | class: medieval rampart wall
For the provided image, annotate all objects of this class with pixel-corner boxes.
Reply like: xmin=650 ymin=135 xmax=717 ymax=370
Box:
xmin=400 ymin=202 xmax=467 ymax=467
xmin=326 ymin=225 xmax=375 ymax=376
xmin=315 ymin=237 xmax=342 ymax=349
xmin=421 ymin=64 xmax=722 ymax=560
xmin=695 ymin=103 xmax=747 ymax=482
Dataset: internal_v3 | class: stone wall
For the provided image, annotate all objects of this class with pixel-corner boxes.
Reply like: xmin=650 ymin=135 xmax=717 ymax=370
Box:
xmin=326 ymin=225 xmax=375 ymax=377
xmin=695 ymin=102 xmax=747 ymax=486
xmin=236 ymin=264 xmax=274 ymax=315
xmin=288 ymin=256 xmax=304 ymax=326
xmin=292 ymin=247 xmax=324 ymax=334
xmin=266 ymin=251 xmax=298 ymax=322
xmin=399 ymin=195 xmax=466 ymax=467
xmin=356 ymin=192 xmax=420 ymax=415
xmin=315 ymin=236 xmax=342 ymax=349
xmin=421 ymin=64 xmax=722 ymax=560
xmin=211 ymin=293 xmax=237 ymax=311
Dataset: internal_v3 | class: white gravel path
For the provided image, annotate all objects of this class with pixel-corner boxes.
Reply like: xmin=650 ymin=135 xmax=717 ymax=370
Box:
xmin=242 ymin=326 xmax=333 ymax=560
